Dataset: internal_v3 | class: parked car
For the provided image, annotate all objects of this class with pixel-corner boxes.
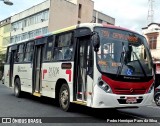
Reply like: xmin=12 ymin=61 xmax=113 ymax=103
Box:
xmin=154 ymin=85 xmax=160 ymax=106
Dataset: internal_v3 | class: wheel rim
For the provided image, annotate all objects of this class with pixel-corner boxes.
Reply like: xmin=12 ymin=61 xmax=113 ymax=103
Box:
xmin=60 ymin=89 xmax=69 ymax=109
xmin=15 ymin=85 xmax=19 ymax=95
xmin=155 ymin=96 xmax=160 ymax=105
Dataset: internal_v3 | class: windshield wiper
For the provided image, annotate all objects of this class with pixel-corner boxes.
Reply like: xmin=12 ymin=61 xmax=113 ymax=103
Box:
xmin=132 ymin=52 xmax=147 ymax=77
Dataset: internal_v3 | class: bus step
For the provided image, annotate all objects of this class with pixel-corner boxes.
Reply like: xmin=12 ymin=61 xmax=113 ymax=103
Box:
xmin=72 ymin=101 xmax=87 ymax=106
xmin=33 ymin=92 xmax=41 ymax=97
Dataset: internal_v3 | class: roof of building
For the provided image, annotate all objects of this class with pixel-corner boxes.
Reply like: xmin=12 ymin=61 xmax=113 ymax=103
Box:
xmin=142 ymin=22 xmax=160 ymax=30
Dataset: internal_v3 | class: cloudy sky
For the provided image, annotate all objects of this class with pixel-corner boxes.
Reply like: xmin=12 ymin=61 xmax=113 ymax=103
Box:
xmin=0 ymin=0 xmax=160 ymax=33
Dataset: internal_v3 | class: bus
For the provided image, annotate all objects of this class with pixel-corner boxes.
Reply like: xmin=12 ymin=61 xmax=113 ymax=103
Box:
xmin=4 ymin=23 xmax=154 ymax=111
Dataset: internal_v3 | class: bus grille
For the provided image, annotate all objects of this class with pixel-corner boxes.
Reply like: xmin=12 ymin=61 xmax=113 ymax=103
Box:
xmin=117 ymin=99 xmax=143 ymax=104
xmin=114 ymin=88 xmax=146 ymax=95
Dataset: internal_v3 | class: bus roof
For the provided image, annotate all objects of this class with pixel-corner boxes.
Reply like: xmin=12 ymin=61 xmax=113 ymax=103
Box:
xmin=102 ymin=23 xmax=138 ymax=34
xmin=8 ymin=23 xmax=139 ymax=47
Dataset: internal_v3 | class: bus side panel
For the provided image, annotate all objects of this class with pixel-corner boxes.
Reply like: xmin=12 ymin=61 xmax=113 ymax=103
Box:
xmin=4 ymin=64 xmax=10 ymax=87
xmin=13 ymin=64 xmax=32 ymax=93
xmin=41 ymin=62 xmax=74 ymax=101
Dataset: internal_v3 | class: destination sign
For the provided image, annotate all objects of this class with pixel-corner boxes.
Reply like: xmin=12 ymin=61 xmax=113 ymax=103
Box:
xmin=101 ymin=30 xmax=138 ymax=43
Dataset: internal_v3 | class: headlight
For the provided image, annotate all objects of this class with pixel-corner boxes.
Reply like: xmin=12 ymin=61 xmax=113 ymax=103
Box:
xmin=147 ymin=83 xmax=154 ymax=93
xmin=98 ymin=79 xmax=112 ymax=93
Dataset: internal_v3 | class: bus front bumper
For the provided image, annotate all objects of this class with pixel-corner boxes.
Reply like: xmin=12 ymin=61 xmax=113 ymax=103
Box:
xmin=92 ymin=85 xmax=154 ymax=108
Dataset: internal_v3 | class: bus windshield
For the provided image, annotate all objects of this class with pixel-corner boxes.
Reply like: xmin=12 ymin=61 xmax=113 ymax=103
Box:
xmin=95 ymin=27 xmax=153 ymax=77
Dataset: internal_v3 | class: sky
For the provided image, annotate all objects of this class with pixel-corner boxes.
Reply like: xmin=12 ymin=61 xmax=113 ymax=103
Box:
xmin=0 ymin=0 xmax=160 ymax=34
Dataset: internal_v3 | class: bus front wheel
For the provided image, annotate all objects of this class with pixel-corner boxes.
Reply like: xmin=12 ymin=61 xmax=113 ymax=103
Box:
xmin=14 ymin=78 xmax=22 ymax=97
xmin=59 ymin=84 xmax=71 ymax=111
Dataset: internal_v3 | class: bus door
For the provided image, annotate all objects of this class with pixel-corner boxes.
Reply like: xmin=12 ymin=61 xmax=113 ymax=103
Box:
xmin=9 ymin=45 xmax=17 ymax=87
xmin=33 ymin=38 xmax=45 ymax=96
xmin=75 ymin=36 xmax=93 ymax=102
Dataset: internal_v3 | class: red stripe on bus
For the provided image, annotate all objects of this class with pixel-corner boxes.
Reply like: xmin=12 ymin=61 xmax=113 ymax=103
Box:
xmin=102 ymin=75 xmax=153 ymax=94
xmin=66 ymin=70 xmax=72 ymax=82
xmin=43 ymin=69 xmax=47 ymax=79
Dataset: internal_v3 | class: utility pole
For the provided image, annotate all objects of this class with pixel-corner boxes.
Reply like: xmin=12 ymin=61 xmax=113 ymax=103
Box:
xmin=147 ymin=0 xmax=154 ymax=25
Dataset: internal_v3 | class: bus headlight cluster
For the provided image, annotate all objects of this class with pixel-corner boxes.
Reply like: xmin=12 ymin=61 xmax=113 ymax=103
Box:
xmin=98 ymin=80 xmax=112 ymax=93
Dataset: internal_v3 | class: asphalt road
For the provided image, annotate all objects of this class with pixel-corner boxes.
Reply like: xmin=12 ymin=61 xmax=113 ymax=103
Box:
xmin=0 ymin=82 xmax=160 ymax=126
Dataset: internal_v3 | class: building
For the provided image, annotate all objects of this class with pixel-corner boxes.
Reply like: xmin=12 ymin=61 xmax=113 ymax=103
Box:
xmin=142 ymin=23 xmax=160 ymax=61
xmin=9 ymin=0 xmax=115 ymax=43
xmin=11 ymin=0 xmax=50 ymax=43
xmin=92 ymin=10 xmax=115 ymax=24
xmin=0 ymin=17 xmax=11 ymax=54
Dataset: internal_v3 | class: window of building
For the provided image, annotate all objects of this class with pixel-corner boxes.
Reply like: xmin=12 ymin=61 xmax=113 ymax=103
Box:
xmin=22 ymin=19 xmax=27 ymax=27
xmin=11 ymin=37 xmax=15 ymax=43
xmin=42 ymin=27 xmax=48 ymax=34
xmin=149 ymin=37 xmax=157 ymax=49
xmin=24 ymin=41 xmax=34 ymax=62
xmin=15 ymin=35 xmax=21 ymax=42
xmin=77 ymin=21 xmax=81 ymax=24
xmin=37 ymin=13 xmax=42 ymax=23
xmin=30 ymin=16 xmax=35 ymax=25
xmin=35 ymin=29 xmax=42 ymax=36
xmin=18 ymin=21 xmax=22 ymax=29
xmin=146 ymin=33 xmax=158 ymax=49
xmin=22 ymin=33 xmax=29 ymax=40
xmin=42 ymin=10 xmax=49 ymax=21
xmin=29 ymin=31 xmax=34 ymax=39
xmin=78 ymin=4 xmax=82 ymax=18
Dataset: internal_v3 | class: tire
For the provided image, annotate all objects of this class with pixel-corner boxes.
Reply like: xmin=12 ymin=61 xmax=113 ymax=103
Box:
xmin=59 ymin=84 xmax=71 ymax=111
xmin=14 ymin=78 xmax=22 ymax=98
xmin=154 ymin=94 xmax=160 ymax=106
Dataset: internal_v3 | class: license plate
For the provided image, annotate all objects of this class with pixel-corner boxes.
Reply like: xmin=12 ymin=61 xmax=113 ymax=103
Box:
xmin=126 ymin=97 xmax=137 ymax=103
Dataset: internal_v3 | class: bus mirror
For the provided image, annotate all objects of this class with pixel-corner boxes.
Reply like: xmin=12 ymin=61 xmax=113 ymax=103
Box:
xmin=92 ymin=32 xmax=100 ymax=52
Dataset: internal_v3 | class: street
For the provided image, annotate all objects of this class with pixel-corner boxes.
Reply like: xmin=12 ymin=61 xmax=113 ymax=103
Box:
xmin=0 ymin=82 xmax=160 ymax=126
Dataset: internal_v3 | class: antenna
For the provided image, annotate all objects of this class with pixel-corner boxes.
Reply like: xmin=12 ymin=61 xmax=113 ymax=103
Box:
xmin=147 ymin=0 xmax=154 ymax=25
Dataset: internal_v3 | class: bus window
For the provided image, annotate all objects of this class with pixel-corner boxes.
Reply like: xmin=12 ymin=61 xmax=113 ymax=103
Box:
xmin=53 ymin=32 xmax=73 ymax=61
xmin=44 ymin=36 xmax=54 ymax=61
xmin=16 ymin=44 xmax=25 ymax=62
xmin=24 ymin=41 xmax=34 ymax=62
xmin=6 ymin=47 xmax=11 ymax=63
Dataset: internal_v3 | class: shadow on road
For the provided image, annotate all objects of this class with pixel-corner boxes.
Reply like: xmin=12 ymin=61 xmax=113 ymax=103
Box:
xmin=19 ymin=92 xmax=145 ymax=122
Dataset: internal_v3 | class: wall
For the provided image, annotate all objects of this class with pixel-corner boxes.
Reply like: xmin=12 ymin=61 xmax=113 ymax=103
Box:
xmin=49 ymin=0 xmax=94 ymax=31
xmin=0 ymin=18 xmax=11 ymax=54
xmin=93 ymin=10 xmax=115 ymax=25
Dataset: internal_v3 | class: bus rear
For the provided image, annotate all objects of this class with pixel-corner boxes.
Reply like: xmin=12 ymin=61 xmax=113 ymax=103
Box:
xmin=91 ymin=25 xmax=154 ymax=108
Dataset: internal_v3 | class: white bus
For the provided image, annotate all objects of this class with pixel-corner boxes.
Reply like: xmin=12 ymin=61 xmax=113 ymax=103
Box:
xmin=4 ymin=23 xmax=154 ymax=111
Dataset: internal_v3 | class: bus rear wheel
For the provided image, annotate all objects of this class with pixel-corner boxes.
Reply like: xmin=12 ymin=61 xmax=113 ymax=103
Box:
xmin=14 ymin=78 xmax=22 ymax=98
xmin=59 ymin=84 xmax=71 ymax=111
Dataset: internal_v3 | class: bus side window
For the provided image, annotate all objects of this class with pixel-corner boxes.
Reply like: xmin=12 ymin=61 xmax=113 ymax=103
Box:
xmin=53 ymin=32 xmax=73 ymax=61
xmin=87 ymin=41 xmax=93 ymax=78
xmin=44 ymin=36 xmax=54 ymax=61
xmin=6 ymin=47 xmax=11 ymax=63
xmin=24 ymin=41 xmax=34 ymax=62
xmin=16 ymin=44 xmax=25 ymax=62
